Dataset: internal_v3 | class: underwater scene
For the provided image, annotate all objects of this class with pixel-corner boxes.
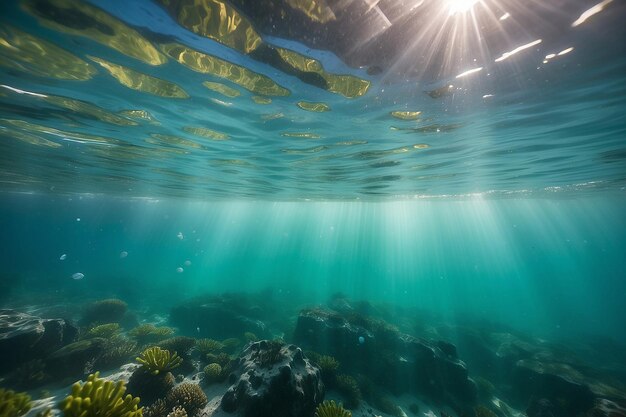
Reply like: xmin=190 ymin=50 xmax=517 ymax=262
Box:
xmin=1 ymin=0 xmax=626 ymax=417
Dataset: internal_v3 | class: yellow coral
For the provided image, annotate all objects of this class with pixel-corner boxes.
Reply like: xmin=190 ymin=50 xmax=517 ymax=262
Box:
xmin=59 ymin=372 xmax=142 ymax=417
xmin=315 ymin=400 xmax=351 ymax=417
xmin=0 ymin=389 xmax=32 ymax=417
xmin=136 ymin=347 xmax=182 ymax=375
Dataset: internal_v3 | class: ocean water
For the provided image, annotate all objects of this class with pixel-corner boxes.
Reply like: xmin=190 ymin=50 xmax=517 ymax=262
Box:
xmin=0 ymin=1 xmax=625 ymax=417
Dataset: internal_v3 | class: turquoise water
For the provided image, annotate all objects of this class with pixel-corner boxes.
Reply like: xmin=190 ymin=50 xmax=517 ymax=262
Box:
xmin=1 ymin=1 xmax=625 ymax=417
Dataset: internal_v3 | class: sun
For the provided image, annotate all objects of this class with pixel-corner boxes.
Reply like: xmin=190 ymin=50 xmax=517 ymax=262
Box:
xmin=447 ymin=0 xmax=479 ymax=15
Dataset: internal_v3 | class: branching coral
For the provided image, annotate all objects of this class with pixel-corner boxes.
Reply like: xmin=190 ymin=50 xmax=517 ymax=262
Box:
xmin=85 ymin=323 xmax=121 ymax=339
xmin=0 ymin=389 xmax=32 ymax=417
xmin=143 ymin=399 xmax=168 ymax=417
xmin=203 ymin=363 xmax=222 ymax=384
xmin=128 ymin=324 xmax=174 ymax=344
xmin=314 ymin=400 xmax=351 ymax=417
xmin=59 ymin=372 xmax=142 ymax=417
xmin=136 ymin=347 xmax=182 ymax=375
xmin=96 ymin=337 xmax=138 ymax=370
xmin=318 ymin=355 xmax=340 ymax=378
xmin=166 ymin=383 xmax=207 ymax=416
xmin=195 ymin=339 xmax=223 ymax=355
xmin=166 ymin=407 xmax=186 ymax=417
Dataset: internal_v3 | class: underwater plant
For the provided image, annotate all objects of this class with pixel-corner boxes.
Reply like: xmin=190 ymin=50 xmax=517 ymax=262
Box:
xmin=203 ymin=363 xmax=222 ymax=384
xmin=314 ymin=400 xmax=351 ymax=417
xmin=96 ymin=337 xmax=138 ymax=370
xmin=166 ymin=383 xmax=207 ymax=417
xmin=81 ymin=299 xmax=128 ymax=325
xmin=195 ymin=338 xmax=223 ymax=355
xmin=85 ymin=323 xmax=121 ymax=339
xmin=317 ymin=355 xmax=340 ymax=384
xmin=59 ymin=372 xmax=142 ymax=417
xmin=128 ymin=324 xmax=174 ymax=344
xmin=136 ymin=346 xmax=182 ymax=375
xmin=158 ymin=337 xmax=196 ymax=357
xmin=0 ymin=389 xmax=32 ymax=417
xmin=220 ymin=337 xmax=241 ymax=353
xmin=335 ymin=374 xmax=362 ymax=409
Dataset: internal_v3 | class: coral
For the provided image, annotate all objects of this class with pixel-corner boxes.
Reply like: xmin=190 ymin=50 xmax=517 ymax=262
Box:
xmin=314 ymin=400 xmax=351 ymax=417
xmin=243 ymin=332 xmax=258 ymax=342
xmin=317 ymin=355 xmax=340 ymax=382
xmin=0 ymin=389 xmax=32 ymax=417
xmin=220 ymin=338 xmax=241 ymax=353
xmin=206 ymin=352 xmax=231 ymax=367
xmin=59 ymin=372 xmax=142 ymax=417
xmin=166 ymin=407 xmax=186 ymax=417
xmin=166 ymin=383 xmax=207 ymax=416
xmin=335 ymin=374 xmax=361 ymax=409
xmin=129 ymin=324 xmax=174 ymax=344
xmin=136 ymin=347 xmax=182 ymax=375
xmin=158 ymin=337 xmax=196 ymax=357
xmin=96 ymin=337 xmax=138 ymax=370
xmin=203 ymin=363 xmax=222 ymax=384
xmin=143 ymin=399 xmax=168 ymax=417
xmin=81 ymin=299 xmax=128 ymax=325
xmin=195 ymin=339 xmax=223 ymax=355
xmin=85 ymin=323 xmax=121 ymax=339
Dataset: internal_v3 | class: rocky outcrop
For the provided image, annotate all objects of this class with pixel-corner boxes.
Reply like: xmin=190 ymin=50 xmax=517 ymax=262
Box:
xmin=170 ymin=294 xmax=269 ymax=339
xmin=45 ymin=338 xmax=106 ymax=380
xmin=0 ymin=309 xmax=77 ymax=373
xmin=221 ymin=340 xmax=324 ymax=417
xmin=293 ymin=308 xmax=477 ymax=411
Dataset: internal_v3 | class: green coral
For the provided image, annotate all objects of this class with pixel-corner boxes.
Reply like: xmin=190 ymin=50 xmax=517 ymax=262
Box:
xmin=314 ymin=400 xmax=351 ymax=417
xmin=136 ymin=346 xmax=182 ymax=375
xmin=59 ymin=372 xmax=142 ymax=417
xmin=128 ymin=324 xmax=174 ymax=344
xmin=85 ymin=323 xmax=121 ymax=339
xmin=335 ymin=374 xmax=361 ymax=409
xmin=0 ymin=389 xmax=32 ymax=417
xmin=166 ymin=383 xmax=207 ymax=417
xmin=195 ymin=338 xmax=223 ymax=355
xmin=82 ymin=299 xmax=128 ymax=325
xmin=203 ymin=363 xmax=222 ymax=384
xmin=158 ymin=337 xmax=196 ymax=356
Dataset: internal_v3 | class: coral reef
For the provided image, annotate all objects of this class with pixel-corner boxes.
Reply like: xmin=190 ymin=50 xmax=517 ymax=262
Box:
xmin=166 ymin=383 xmax=207 ymax=417
xmin=143 ymin=399 xmax=168 ymax=417
xmin=166 ymin=407 xmax=186 ymax=417
xmin=195 ymin=339 xmax=223 ymax=355
xmin=335 ymin=374 xmax=361 ymax=409
xmin=221 ymin=341 xmax=324 ymax=417
xmin=96 ymin=337 xmax=138 ymax=370
xmin=0 ymin=389 xmax=32 ymax=417
xmin=84 ymin=323 xmax=121 ymax=339
xmin=314 ymin=400 xmax=351 ymax=417
xmin=59 ymin=372 xmax=142 ymax=417
xmin=81 ymin=299 xmax=128 ymax=325
xmin=136 ymin=347 xmax=182 ymax=375
xmin=158 ymin=337 xmax=196 ymax=357
xmin=129 ymin=325 xmax=174 ymax=344
xmin=203 ymin=363 xmax=222 ymax=384
xmin=205 ymin=353 xmax=231 ymax=367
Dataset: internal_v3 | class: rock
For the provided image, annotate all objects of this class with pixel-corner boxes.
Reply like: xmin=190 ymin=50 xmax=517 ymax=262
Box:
xmin=45 ymin=338 xmax=106 ymax=380
xmin=170 ymin=294 xmax=268 ymax=339
xmin=527 ymin=398 xmax=567 ymax=417
xmin=586 ymin=398 xmax=626 ymax=417
xmin=0 ymin=309 xmax=77 ymax=374
xmin=293 ymin=308 xmax=476 ymax=410
xmin=221 ymin=340 xmax=324 ymax=417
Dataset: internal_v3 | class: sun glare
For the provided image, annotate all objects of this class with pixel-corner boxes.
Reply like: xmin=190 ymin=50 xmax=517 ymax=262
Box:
xmin=447 ymin=0 xmax=479 ymax=15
